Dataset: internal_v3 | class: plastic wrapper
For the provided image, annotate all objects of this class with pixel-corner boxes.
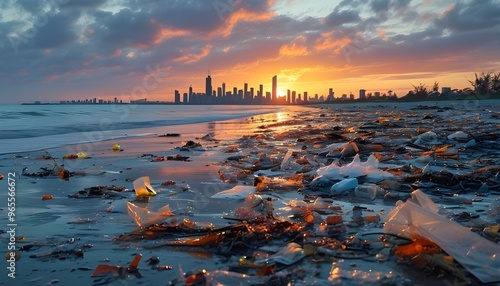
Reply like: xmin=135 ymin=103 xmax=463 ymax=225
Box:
xmin=211 ymin=185 xmax=255 ymax=200
xmin=255 ymin=242 xmax=305 ymax=266
xmin=384 ymin=190 xmax=500 ymax=283
xmin=133 ymin=176 xmax=157 ymax=196
xmin=126 ymin=202 xmax=173 ymax=227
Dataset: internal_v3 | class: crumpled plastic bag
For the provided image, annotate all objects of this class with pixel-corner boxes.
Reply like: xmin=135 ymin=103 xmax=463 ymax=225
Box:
xmin=211 ymin=185 xmax=255 ymax=200
xmin=126 ymin=201 xmax=173 ymax=227
xmin=316 ymin=154 xmax=393 ymax=182
xmin=384 ymin=190 xmax=500 ymax=283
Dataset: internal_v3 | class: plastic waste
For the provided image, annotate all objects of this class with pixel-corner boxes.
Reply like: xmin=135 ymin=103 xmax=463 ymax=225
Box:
xmin=354 ymin=184 xmax=377 ymax=200
xmin=413 ymin=131 xmax=439 ymax=146
xmin=255 ymin=242 xmax=305 ymax=265
xmin=447 ymin=131 xmax=468 ymax=140
xmin=133 ymin=176 xmax=157 ymax=197
xmin=384 ymin=190 xmax=500 ymax=283
xmin=112 ymin=143 xmax=121 ymax=151
xmin=91 ymin=253 xmax=142 ymax=278
xmin=126 ymin=201 xmax=173 ymax=227
xmin=487 ymin=197 xmax=500 ymax=223
xmin=211 ymin=185 xmax=255 ymax=200
xmin=316 ymin=154 xmax=393 ymax=181
xmin=330 ymin=178 xmax=358 ymax=194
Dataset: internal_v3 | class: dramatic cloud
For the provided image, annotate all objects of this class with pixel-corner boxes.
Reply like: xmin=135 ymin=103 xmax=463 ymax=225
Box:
xmin=1 ymin=0 xmax=499 ymax=103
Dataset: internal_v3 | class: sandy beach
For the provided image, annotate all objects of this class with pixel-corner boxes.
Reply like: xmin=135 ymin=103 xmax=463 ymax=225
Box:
xmin=1 ymin=102 xmax=500 ymax=286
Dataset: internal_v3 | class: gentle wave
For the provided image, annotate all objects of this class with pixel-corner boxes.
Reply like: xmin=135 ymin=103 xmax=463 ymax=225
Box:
xmin=0 ymin=104 xmax=281 ymax=154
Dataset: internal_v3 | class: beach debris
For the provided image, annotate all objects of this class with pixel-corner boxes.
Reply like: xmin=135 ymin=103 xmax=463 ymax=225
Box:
xmin=0 ymin=174 xmax=4 ymax=180
xmin=41 ymin=194 xmax=53 ymax=201
xmin=63 ymin=152 xmax=88 ymax=159
xmin=447 ymin=131 xmax=469 ymax=141
xmin=483 ymin=225 xmax=500 ymax=242
xmin=211 ymin=185 xmax=255 ymax=200
xmin=384 ymin=190 xmax=500 ymax=283
xmin=159 ymin=133 xmax=181 ymax=137
xmin=111 ymin=144 xmax=122 ymax=151
xmin=180 ymin=140 xmax=204 ymax=151
xmin=255 ymin=242 xmax=305 ymax=266
xmin=330 ymin=178 xmax=358 ymax=195
xmin=133 ymin=176 xmax=157 ymax=197
xmin=487 ymin=197 xmax=500 ymax=223
xmin=68 ymin=185 xmax=126 ymax=199
xmin=161 ymin=180 xmax=176 ymax=186
xmin=354 ymin=184 xmax=378 ymax=200
xmin=126 ymin=202 xmax=173 ymax=227
xmin=153 ymin=154 xmax=190 ymax=161
xmin=412 ymin=131 xmax=439 ymax=146
xmin=91 ymin=253 xmax=143 ymax=278
xmin=22 ymin=150 xmax=73 ymax=179
xmin=146 ymin=256 xmax=160 ymax=265
xmin=316 ymin=154 xmax=393 ymax=182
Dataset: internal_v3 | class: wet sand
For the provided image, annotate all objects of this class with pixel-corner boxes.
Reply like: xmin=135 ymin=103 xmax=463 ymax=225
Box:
xmin=1 ymin=102 xmax=499 ymax=285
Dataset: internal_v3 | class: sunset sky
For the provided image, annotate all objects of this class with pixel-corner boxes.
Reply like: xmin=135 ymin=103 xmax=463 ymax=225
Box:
xmin=1 ymin=0 xmax=499 ymax=104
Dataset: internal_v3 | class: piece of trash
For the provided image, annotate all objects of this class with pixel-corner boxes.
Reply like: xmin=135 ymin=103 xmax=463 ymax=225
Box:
xmin=133 ymin=176 xmax=157 ymax=197
xmin=146 ymin=256 xmax=160 ymax=265
xmin=91 ymin=253 xmax=142 ymax=278
xmin=384 ymin=190 xmax=500 ymax=283
xmin=161 ymin=180 xmax=176 ymax=186
xmin=447 ymin=131 xmax=468 ymax=141
xmin=112 ymin=144 xmax=121 ymax=151
xmin=256 ymin=242 xmax=305 ymax=266
xmin=126 ymin=202 xmax=173 ymax=227
xmin=487 ymin=197 xmax=500 ymax=223
xmin=0 ymin=174 xmax=3 ymax=180
xmin=211 ymin=185 xmax=255 ymax=200
xmin=41 ymin=194 xmax=53 ymax=201
xmin=354 ymin=184 xmax=377 ymax=200
xmin=330 ymin=178 xmax=358 ymax=195
xmin=316 ymin=154 xmax=393 ymax=182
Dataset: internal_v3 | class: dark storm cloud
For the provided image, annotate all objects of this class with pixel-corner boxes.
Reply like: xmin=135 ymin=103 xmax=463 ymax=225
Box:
xmin=370 ymin=0 xmax=391 ymax=13
xmin=324 ymin=10 xmax=361 ymax=27
xmin=435 ymin=0 xmax=500 ymax=32
xmin=24 ymin=10 xmax=80 ymax=50
xmin=90 ymin=9 xmax=159 ymax=49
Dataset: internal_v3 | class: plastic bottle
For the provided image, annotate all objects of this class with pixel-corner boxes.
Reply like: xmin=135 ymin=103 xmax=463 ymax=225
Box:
xmin=330 ymin=178 xmax=358 ymax=195
xmin=354 ymin=184 xmax=377 ymax=200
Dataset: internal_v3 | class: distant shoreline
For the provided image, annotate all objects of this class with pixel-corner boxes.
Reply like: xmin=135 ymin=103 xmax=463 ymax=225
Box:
xmin=20 ymin=95 xmax=500 ymax=106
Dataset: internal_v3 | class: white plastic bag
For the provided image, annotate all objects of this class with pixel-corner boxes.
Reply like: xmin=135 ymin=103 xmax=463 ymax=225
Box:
xmin=384 ymin=190 xmax=500 ymax=283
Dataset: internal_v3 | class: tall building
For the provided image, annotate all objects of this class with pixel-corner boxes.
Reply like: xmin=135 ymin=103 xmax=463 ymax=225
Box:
xmin=174 ymin=90 xmax=180 ymax=103
xmin=222 ymin=82 xmax=226 ymax=98
xmin=272 ymin=75 xmax=277 ymax=102
xmin=189 ymin=85 xmax=193 ymax=103
xmin=205 ymin=75 xmax=212 ymax=97
xmin=359 ymin=89 xmax=366 ymax=100
xmin=327 ymin=88 xmax=334 ymax=101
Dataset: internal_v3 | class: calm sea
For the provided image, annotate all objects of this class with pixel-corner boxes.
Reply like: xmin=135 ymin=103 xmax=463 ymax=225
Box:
xmin=0 ymin=104 xmax=281 ymax=155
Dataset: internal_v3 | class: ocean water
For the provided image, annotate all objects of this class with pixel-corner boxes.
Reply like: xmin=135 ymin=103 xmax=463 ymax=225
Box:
xmin=0 ymin=104 xmax=281 ymax=154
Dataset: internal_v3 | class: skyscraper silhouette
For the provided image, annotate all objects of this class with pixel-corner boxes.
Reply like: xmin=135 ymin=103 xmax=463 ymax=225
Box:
xmin=205 ymin=75 xmax=212 ymax=97
xmin=272 ymin=75 xmax=277 ymax=102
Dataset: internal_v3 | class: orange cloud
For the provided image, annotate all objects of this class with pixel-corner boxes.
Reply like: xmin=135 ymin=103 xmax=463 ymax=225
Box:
xmin=314 ymin=32 xmax=351 ymax=53
xmin=439 ymin=4 xmax=456 ymax=18
xmin=279 ymin=35 xmax=309 ymax=57
xmin=153 ymin=27 xmax=190 ymax=44
xmin=174 ymin=44 xmax=212 ymax=64
xmin=216 ymin=7 xmax=275 ymax=37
